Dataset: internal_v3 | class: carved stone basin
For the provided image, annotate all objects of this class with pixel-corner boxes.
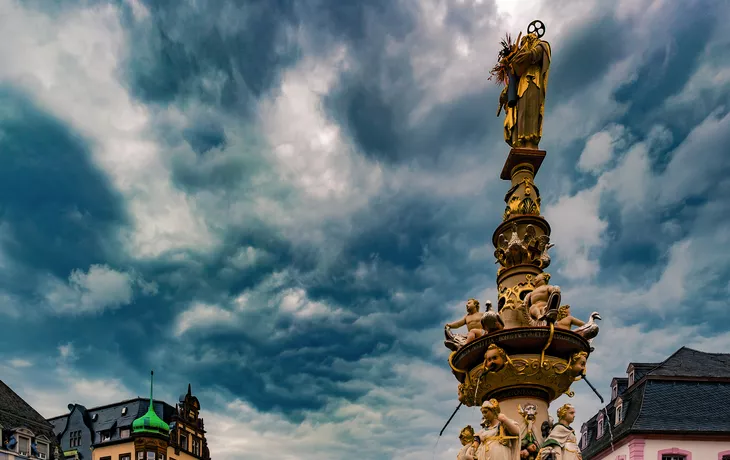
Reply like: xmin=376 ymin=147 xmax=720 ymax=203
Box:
xmin=448 ymin=327 xmax=592 ymax=406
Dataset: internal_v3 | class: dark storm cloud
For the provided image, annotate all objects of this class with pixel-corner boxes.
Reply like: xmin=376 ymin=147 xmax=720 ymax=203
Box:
xmin=613 ymin=3 xmax=719 ymax=133
xmin=0 ymin=87 xmax=128 ymax=278
xmin=5 ymin=2 xmax=730 ymax=457
xmin=549 ymin=15 xmax=627 ymax=103
xmin=120 ymin=0 xmax=300 ymax=109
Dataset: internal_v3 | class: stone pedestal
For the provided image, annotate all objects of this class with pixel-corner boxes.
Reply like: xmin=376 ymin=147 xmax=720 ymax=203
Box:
xmin=492 ymin=148 xmax=554 ymax=329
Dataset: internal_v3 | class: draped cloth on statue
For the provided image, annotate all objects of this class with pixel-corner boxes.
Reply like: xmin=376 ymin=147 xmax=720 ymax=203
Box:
xmin=519 ymin=421 xmax=541 ymax=460
xmin=457 ymin=445 xmax=477 ymax=460
xmin=504 ymin=37 xmax=551 ymax=148
xmin=476 ymin=424 xmax=520 ymax=460
xmin=539 ymin=424 xmax=582 ymax=460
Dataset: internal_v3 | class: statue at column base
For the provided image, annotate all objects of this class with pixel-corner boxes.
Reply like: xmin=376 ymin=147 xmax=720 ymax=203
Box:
xmin=475 ymin=399 xmax=521 ymax=460
xmin=538 ymin=404 xmax=582 ymax=460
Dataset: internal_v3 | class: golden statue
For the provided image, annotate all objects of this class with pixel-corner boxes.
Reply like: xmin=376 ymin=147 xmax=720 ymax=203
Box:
xmin=492 ymin=20 xmax=551 ymax=149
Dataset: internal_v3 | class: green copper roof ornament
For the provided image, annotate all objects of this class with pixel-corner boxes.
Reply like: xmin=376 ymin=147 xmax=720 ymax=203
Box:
xmin=132 ymin=370 xmax=170 ymax=437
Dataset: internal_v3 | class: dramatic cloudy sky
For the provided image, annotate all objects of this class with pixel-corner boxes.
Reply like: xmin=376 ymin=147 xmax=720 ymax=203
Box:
xmin=1 ymin=0 xmax=730 ymax=458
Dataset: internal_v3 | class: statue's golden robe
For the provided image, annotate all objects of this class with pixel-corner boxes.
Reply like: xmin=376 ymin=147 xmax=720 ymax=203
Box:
xmin=503 ymin=37 xmax=551 ymax=148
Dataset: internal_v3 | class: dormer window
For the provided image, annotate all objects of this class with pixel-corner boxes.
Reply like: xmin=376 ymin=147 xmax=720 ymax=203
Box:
xmin=37 ymin=441 xmax=49 ymax=459
xmin=597 ymin=413 xmax=605 ymax=438
xmin=101 ymin=431 xmax=111 ymax=442
xmin=92 ymin=413 xmax=98 ymax=421
xmin=628 ymin=370 xmax=635 ymax=386
xmin=580 ymin=424 xmax=588 ymax=449
xmin=611 ymin=384 xmax=617 ymax=400
xmin=122 ymin=407 xmax=128 ymax=416
xmin=18 ymin=435 xmax=29 ymax=456
xmin=615 ymin=399 xmax=623 ymax=425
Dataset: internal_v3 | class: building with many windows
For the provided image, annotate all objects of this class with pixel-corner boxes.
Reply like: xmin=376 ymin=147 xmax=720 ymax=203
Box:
xmin=0 ymin=379 xmax=62 ymax=460
xmin=48 ymin=374 xmax=211 ymax=460
xmin=580 ymin=347 xmax=730 ymax=460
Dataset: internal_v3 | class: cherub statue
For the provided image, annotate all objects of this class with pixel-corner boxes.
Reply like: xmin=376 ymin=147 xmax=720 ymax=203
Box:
xmin=476 ymin=399 xmax=521 ymax=460
xmin=517 ymin=403 xmax=541 ymax=460
xmin=554 ymin=305 xmax=585 ymax=331
xmin=522 ymin=273 xmax=560 ymax=323
xmin=457 ymin=425 xmax=477 ymax=460
xmin=538 ymin=404 xmax=582 ymax=460
xmin=445 ymin=299 xmax=486 ymax=349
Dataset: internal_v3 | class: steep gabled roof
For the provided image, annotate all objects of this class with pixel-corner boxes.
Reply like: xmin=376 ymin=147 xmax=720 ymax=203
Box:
xmin=581 ymin=347 xmax=730 ymax=458
xmin=0 ymin=380 xmax=55 ymax=434
xmin=0 ymin=380 xmax=61 ymax=453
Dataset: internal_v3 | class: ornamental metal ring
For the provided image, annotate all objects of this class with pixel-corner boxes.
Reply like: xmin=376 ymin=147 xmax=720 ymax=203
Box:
xmin=527 ymin=20 xmax=546 ymax=38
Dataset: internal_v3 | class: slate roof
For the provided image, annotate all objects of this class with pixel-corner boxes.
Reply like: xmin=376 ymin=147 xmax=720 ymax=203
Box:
xmin=581 ymin=347 xmax=730 ymax=459
xmin=645 ymin=347 xmax=730 ymax=378
xmin=49 ymin=398 xmax=175 ymax=446
xmin=610 ymin=377 xmax=628 ymax=397
xmin=0 ymin=380 xmax=61 ymax=450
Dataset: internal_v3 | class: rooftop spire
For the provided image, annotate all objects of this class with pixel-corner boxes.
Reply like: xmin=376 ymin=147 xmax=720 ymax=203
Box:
xmin=132 ymin=369 xmax=170 ymax=438
xmin=149 ymin=371 xmax=154 ymax=412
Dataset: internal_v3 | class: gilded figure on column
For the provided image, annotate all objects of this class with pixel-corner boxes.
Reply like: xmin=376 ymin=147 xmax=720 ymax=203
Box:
xmin=492 ymin=21 xmax=551 ymax=149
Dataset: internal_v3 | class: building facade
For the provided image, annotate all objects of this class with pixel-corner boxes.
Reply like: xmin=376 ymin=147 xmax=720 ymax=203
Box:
xmin=0 ymin=380 xmax=62 ymax=460
xmin=580 ymin=347 xmax=730 ymax=460
xmin=48 ymin=377 xmax=211 ymax=460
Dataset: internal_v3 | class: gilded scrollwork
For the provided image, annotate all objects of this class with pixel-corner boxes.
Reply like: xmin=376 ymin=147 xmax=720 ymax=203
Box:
xmin=502 ymin=177 xmax=543 ymax=221
xmin=498 ymin=274 xmax=536 ymax=313
xmin=458 ymin=354 xmax=580 ymax=406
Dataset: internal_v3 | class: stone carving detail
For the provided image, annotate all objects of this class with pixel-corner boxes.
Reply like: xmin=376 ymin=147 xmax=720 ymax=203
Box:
xmin=521 ymin=273 xmax=561 ymax=325
xmin=445 ymin=299 xmax=502 ymax=351
xmin=555 ymin=305 xmax=584 ymax=330
xmin=495 ymin=224 xmax=553 ymax=273
xmin=498 ymin=275 xmax=536 ymax=313
xmin=538 ymin=404 xmax=582 ymax=460
xmin=457 ymin=425 xmax=476 ymax=460
xmin=503 ymin=178 xmax=542 ymax=220
xmin=518 ymin=403 xmax=541 ymax=460
xmin=573 ymin=312 xmax=601 ymax=344
xmin=475 ymin=399 xmax=521 ymax=460
xmin=492 ymin=20 xmax=552 ymax=150
xmin=458 ymin=354 xmax=579 ymax=406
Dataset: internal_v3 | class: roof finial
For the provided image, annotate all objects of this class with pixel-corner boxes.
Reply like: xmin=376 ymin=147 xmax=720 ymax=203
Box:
xmin=187 ymin=383 xmax=192 ymax=396
xmin=149 ymin=370 xmax=154 ymax=412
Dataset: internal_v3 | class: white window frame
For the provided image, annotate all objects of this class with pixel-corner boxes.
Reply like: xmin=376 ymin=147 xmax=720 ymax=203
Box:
xmin=615 ymin=400 xmax=623 ymax=425
xmin=120 ymin=428 xmax=131 ymax=438
xmin=597 ymin=413 xmax=604 ymax=438
xmin=628 ymin=370 xmax=635 ymax=386
xmin=17 ymin=435 xmax=30 ymax=456
xmin=37 ymin=439 xmax=50 ymax=459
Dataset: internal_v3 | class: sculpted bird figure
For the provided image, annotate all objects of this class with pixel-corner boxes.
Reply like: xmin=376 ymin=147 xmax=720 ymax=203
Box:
xmin=574 ymin=312 xmax=601 ymax=343
xmin=480 ymin=300 xmax=505 ymax=334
